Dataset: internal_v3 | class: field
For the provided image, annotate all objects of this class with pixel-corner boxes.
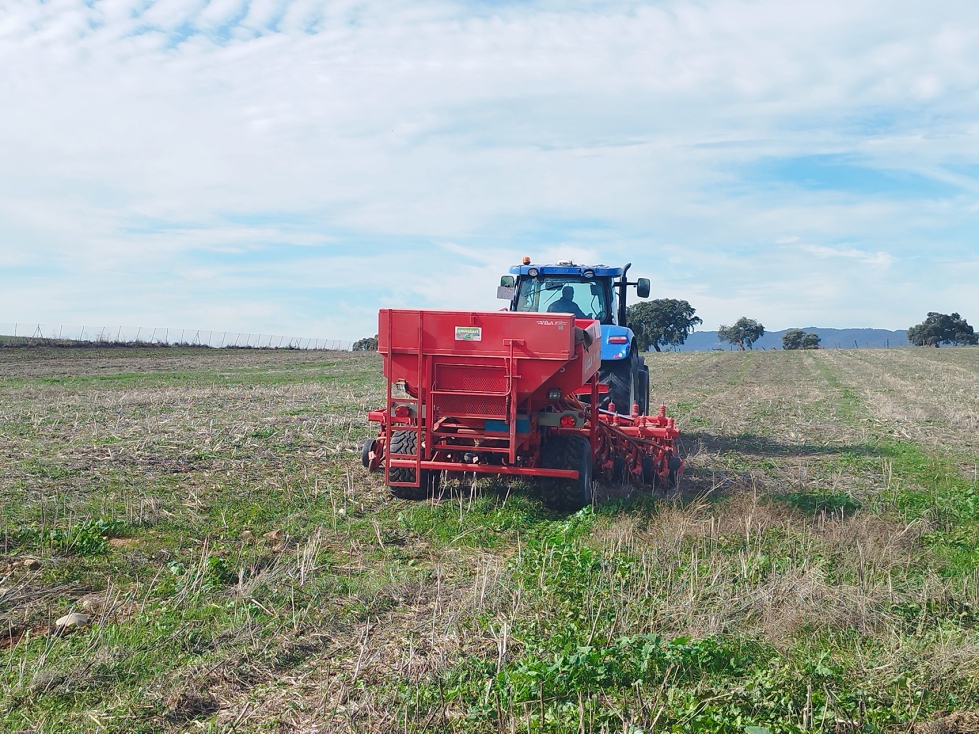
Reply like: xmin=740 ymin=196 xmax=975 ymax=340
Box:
xmin=1 ymin=345 xmax=979 ymax=733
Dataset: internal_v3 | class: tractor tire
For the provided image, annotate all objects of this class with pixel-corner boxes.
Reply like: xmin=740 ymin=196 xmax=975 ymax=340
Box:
xmin=600 ymin=351 xmax=639 ymax=415
xmin=540 ymin=435 xmax=593 ymax=511
xmin=387 ymin=430 xmax=440 ymax=500
xmin=637 ymin=362 xmax=650 ymax=416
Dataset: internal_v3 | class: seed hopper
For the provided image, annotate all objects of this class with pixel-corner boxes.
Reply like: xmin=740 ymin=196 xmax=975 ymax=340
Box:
xmin=363 ymin=308 xmax=682 ymax=509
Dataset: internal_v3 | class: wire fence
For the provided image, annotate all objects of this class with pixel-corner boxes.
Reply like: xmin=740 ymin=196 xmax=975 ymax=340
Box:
xmin=0 ymin=323 xmax=353 ymax=351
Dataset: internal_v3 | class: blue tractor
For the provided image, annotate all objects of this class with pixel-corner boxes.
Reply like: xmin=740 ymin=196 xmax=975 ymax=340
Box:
xmin=499 ymin=258 xmax=651 ymax=416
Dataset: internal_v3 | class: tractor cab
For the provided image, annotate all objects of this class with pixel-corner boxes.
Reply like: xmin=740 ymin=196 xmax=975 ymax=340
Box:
xmin=499 ymin=258 xmax=652 ymax=415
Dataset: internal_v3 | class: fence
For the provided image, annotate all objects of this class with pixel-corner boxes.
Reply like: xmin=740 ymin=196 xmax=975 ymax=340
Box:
xmin=0 ymin=323 xmax=353 ymax=351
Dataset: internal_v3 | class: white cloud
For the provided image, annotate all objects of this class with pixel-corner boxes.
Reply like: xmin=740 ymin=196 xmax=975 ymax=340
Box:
xmin=1 ymin=0 xmax=978 ymax=338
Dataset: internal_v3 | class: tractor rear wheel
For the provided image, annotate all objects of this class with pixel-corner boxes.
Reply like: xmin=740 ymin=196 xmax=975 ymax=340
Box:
xmin=638 ymin=362 xmax=650 ymax=416
xmin=600 ymin=351 xmax=639 ymax=415
xmin=540 ymin=435 xmax=593 ymax=511
xmin=387 ymin=430 xmax=440 ymax=500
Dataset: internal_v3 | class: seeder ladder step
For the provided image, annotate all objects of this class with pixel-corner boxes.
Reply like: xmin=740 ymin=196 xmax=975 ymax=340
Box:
xmin=384 ymin=310 xmax=428 ymax=487
xmin=384 ymin=396 xmax=424 ymax=487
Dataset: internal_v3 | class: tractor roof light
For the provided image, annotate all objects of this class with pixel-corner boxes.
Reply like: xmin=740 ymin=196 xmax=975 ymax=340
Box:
xmin=583 ymin=269 xmax=594 ymax=278
xmin=522 ymin=256 xmax=531 ymax=265
xmin=527 ymin=267 xmax=539 ymax=277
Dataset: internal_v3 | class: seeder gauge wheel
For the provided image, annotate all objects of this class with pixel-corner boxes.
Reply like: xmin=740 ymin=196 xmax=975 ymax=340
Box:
xmin=361 ymin=437 xmax=375 ymax=468
xmin=387 ymin=430 xmax=441 ymax=500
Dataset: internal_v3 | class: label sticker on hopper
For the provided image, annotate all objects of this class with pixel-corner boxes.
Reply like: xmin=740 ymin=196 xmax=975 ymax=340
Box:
xmin=454 ymin=326 xmax=482 ymax=341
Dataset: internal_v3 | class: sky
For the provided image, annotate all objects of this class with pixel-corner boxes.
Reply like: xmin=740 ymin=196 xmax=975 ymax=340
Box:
xmin=2 ymin=0 xmax=978 ymax=341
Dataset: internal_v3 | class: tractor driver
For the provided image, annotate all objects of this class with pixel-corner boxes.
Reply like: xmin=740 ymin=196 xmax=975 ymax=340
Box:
xmin=547 ymin=285 xmax=587 ymax=319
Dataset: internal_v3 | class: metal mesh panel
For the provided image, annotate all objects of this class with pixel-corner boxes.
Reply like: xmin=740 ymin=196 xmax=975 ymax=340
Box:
xmin=435 ymin=394 xmax=507 ymax=419
xmin=435 ymin=363 xmax=506 ymax=393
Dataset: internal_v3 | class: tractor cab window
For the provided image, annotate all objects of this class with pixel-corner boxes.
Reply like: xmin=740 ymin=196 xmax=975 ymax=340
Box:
xmin=515 ymin=276 xmax=611 ymax=323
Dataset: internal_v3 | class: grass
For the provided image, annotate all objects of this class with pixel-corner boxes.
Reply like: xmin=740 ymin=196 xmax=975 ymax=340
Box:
xmin=1 ymin=345 xmax=978 ymax=732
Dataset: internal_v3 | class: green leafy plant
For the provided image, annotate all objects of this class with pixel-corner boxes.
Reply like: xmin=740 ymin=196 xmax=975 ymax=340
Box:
xmin=47 ymin=517 xmax=125 ymax=556
xmin=204 ymin=555 xmax=236 ymax=585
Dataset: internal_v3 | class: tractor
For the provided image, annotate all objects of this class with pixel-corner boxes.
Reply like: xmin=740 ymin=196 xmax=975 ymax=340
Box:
xmin=498 ymin=259 xmax=650 ymax=416
xmin=362 ymin=260 xmax=682 ymax=511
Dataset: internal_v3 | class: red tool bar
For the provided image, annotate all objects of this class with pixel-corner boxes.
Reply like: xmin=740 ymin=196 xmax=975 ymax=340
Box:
xmin=388 ymin=459 xmax=578 ymax=479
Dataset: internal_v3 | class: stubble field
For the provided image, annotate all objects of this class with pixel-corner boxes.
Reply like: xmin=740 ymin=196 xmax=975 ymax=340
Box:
xmin=1 ymin=345 xmax=978 ymax=733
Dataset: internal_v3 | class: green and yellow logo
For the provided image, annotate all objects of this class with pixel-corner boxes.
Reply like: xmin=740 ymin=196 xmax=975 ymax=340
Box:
xmin=454 ymin=326 xmax=482 ymax=342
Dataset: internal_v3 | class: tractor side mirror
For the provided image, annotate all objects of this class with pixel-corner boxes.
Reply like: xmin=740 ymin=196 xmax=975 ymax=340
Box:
xmin=636 ymin=278 xmax=650 ymax=299
xmin=498 ymin=275 xmax=516 ymax=300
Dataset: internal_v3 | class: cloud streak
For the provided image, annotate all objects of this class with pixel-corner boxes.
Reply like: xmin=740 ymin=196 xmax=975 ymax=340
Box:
xmin=801 ymin=245 xmax=894 ymax=267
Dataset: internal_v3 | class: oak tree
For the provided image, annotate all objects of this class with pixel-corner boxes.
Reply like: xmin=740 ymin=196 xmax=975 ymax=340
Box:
xmin=627 ymin=299 xmax=703 ymax=352
xmin=718 ymin=318 xmax=765 ymax=350
xmin=907 ymin=313 xmax=977 ymax=347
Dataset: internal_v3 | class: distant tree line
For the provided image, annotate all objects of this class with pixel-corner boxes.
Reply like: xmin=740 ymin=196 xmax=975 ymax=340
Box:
xmin=354 ymin=307 xmax=977 ymax=353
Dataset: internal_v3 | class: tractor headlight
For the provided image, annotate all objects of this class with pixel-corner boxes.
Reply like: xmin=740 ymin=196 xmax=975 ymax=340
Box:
xmin=547 ymin=387 xmax=562 ymax=401
xmin=527 ymin=267 xmax=539 ymax=277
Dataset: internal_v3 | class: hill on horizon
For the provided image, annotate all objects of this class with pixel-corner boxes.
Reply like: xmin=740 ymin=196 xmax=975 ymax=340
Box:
xmin=673 ymin=327 xmax=908 ymax=351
